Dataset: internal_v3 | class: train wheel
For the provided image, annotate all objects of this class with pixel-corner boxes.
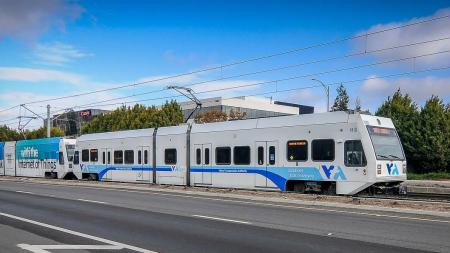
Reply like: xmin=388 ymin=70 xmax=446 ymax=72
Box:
xmin=293 ymin=182 xmax=305 ymax=193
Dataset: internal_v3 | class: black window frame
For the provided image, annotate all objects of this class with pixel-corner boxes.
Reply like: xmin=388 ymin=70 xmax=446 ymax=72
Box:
xmin=233 ymin=146 xmax=251 ymax=165
xmin=204 ymin=148 xmax=210 ymax=165
xmin=73 ymin=151 xmax=79 ymax=165
xmin=107 ymin=151 xmax=111 ymax=164
xmin=165 ymin=148 xmax=177 ymax=165
xmin=138 ymin=150 xmax=142 ymax=165
xmin=90 ymin=149 xmax=98 ymax=162
xmin=344 ymin=140 xmax=367 ymax=167
xmin=102 ymin=152 xmax=106 ymax=164
xmin=196 ymin=148 xmax=201 ymax=165
xmin=59 ymin=152 xmax=64 ymax=165
xmin=81 ymin=149 xmax=89 ymax=162
xmin=124 ymin=150 xmax=134 ymax=164
xmin=269 ymin=146 xmax=276 ymax=165
xmin=114 ymin=150 xmax=123 ymax=164
xmin=312 ymin=139 xmax=335 ymax=162
xmin=144 ymin=150 xmax=149 ymax=164
xmin=257 ymin=146 xmax=264 ymax=165
xmin=287 ymin=140 xmax=308 ymax=162
xmin=215 ymin=147 xmax=231 ymax=165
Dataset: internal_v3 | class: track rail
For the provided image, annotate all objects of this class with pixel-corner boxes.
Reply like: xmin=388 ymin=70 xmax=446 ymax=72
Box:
xmin=354 ymin=193 xmax=450 ymax=204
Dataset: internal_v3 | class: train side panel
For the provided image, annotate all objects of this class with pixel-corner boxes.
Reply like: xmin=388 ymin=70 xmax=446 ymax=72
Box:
xmin=4 ymin=141 xmax=16 ymax=176
xmin=0 ymin=142 xmax=4 ymax=175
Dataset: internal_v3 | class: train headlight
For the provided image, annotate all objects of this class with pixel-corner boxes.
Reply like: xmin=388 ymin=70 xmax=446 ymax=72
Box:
xmin=402 ymin=163 xmax=407 ymax=174
xmin=377 ymin=164 xmax=381 ymax=175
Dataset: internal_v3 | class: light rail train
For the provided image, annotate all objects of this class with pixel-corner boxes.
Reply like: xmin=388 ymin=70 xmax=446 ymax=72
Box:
xmin=0 ymin=112 xmax=407 ymax=195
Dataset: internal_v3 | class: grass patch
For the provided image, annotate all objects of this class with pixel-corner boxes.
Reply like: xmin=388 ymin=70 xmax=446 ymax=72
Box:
xmin=407 ymin=172 xmax=450 ymax=180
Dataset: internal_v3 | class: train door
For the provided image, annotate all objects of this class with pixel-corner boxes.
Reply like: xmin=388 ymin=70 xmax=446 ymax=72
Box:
xmin=137 ymin=146 xmax=151 ymax=181
xmin=255 ymin=141 xmax=278 ymax=187
xmin=194 ymin=143 xmax=212 ymax=185
xmin=103 ymin=148 xmax=112 ymax=180
xmin=5 ymin=142 xmax=16 ymax=176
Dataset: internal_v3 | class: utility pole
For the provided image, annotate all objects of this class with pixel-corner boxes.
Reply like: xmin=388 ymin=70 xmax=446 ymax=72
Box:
xmin=311 ymin=78 xmax=330 ymax=112
xmin=47 ymin=104 xmax=51 ymax=137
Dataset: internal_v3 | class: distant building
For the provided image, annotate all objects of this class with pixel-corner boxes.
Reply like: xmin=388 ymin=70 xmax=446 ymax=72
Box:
xmin=179 ymin=96 xmax=314 ymax=122
xmin=48 ymin=109 xmax=110 ymax=137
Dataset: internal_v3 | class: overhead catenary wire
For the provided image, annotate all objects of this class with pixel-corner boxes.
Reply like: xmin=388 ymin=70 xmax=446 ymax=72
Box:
xmin=70 ymin=36 xmax=450 ymax=109
xmin=2 ymin=48 xmax=449 ymax=126
xmin=4 ymin=64 xmax=450 ymax=129
xmin=0 ymin=13 xmax=448 ymax=111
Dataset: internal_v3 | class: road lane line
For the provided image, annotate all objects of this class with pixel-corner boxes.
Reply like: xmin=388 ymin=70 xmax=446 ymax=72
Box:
xmin=192 ymin=214 xmax=251 ymax=224
xmin=0 ymin=212 xmax=158 ymax=253
xmin=18 ymin=244 xmax=123 ymax=251
xmin=5 ymin=180 xmax=450 ymax=224
xmin=15 ymin=190 xmax=35 ymax=195
xmin=76 ymin=198 xmax=107 ymax=204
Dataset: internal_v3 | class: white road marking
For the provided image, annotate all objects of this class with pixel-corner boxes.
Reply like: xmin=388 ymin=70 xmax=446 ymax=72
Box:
xmin=76 ymin=198 xmax=107 ymax=204
xmin=192 ymin=215 xmax=251 ymax=224
xmin=15 ymin=190 xmax=34 ymax=195
xmin=5 ymin=179 xmax=450 ymax=224
xmin=18 ymin=244 xmax=123 ymax=252
xmin=0 ymin=212 xmax=158 ymax=253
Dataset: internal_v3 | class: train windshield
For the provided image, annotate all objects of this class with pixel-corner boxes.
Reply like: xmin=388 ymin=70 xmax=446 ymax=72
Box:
xmin=66 ymin=145 xmax=75 ymax=162
xmin=367 ymin=126 xmax=405 ymax=160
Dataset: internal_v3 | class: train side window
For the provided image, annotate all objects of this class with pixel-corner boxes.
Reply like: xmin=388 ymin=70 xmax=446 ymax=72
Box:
xmin=287 ymin=140 xmax=308 ymax=162
xmin=216 ymin=147 xmax=231 ymax=165
xmin=114 ymin=150 xmax=123 ymax=164
xmin=196 ymin=148 xmax=201 ymax=165
xmin=345 ymin=140 xmax=367 ymax=167
xmin=73 ymin=151 xmax=79 ymax=165
xmin=144 ymin=150 xmax=149 ymax=164
xmin=257 ymin=146 xmax=264 ymax=165
xmin=312 ymin=139 xmax=335 ymax=161
xmin=234 ymin=146 xmax=250 ymax=165
xmin=165 ymin=149 xmax=177 ymax=164
xmin=125 ymin=150 xmax=134 ymax=164
xmin=59 ymin=152 xmax=64 ymax=165
xmin=102 ymin=152 xmax=106 ymax=164
xmin=107 ymin=152 xmax=111 ymax=164
xmin=205 ymin=148 xmax=210 ymax=165
xmin=269 ymin=146 xmax=276 ymax=165
xmin=138 ymin=150 xmax=142 ymax=164
xmin=81 ymin=149 xmax=89 ymax=162
xmin=90 ymin=149 xmax=98 ymax=162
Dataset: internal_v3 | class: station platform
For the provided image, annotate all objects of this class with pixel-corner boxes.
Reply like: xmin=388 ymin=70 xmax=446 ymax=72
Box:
xmin=403 ymin=180 xmax=450 ymax=196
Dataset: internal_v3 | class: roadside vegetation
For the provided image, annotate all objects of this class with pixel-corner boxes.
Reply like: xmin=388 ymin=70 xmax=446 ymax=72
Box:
xmin=407 ymin=172 xmax=450 ymax=181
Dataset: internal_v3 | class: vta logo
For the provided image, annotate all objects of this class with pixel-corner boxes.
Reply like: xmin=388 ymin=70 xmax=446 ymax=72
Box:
xmin=386 ymin=163 xmax=399 ymax=175
xmin=321 ymin=165 xmax=347 ymax=180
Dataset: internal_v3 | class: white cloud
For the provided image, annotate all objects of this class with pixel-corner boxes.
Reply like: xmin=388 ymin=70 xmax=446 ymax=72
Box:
xmin=0 ymin=67 xmax=85 ymax=85
xmin=33 ymin=42 xmax=92 ymax=65
xmin=0 ymin=0 xmax=84 ymax=42
xmin=163 ymin=50 xmax=197 ymax=65
xmin=353 ymin=8 xmax=450 ymax=67
xmin=360 ymin=75 xmax=450 ymax=104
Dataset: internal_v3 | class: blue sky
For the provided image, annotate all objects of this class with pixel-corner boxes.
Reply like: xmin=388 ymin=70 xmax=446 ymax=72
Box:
xmin=0 ymin=0 xmax=449 ymax=129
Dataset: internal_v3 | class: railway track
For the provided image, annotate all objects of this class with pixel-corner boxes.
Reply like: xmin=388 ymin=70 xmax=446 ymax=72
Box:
xmin=354 ymin=193 xmax=450 ymax=203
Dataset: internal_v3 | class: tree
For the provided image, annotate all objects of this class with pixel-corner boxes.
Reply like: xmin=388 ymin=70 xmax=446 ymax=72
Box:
xmin=194 ymin=110 xmax=228 ymax=123
xmin=228 ymin=109 xmax=247 ymax=121
xmin=376 ymin=89 xmax=420 ymax=171
xmin=415 ymin=96 xmax=450 ymax=173
xmin=355 ymin=97 xmax=362 ymax=112
xmin=81 ymin=101 xmax=183 ymax=134
xmin=331 ymin=84 xmax=349 ymax=111
xmin=0 ymin=126 xmax=64 ymax=141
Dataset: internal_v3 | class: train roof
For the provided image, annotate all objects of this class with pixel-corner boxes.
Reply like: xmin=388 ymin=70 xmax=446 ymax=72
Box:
xmin=77 ymin=128 xmax=154 ymax=141
xmin=191 ymin=111 xmax=354 ymax=133
xmin=16 ymin=137 xmax=63 ymax=146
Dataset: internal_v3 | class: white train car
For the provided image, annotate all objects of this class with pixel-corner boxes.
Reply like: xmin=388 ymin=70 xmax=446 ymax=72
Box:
xmin=13 ymin=137 xmax=76 ymax=179
xmin=72 ymin=112 xmax=406 ymax=195
xmin=190 ymin=112 xmax=406 ymax=195
xmin=74 ymin=129 xmax=154 ymax=182
xmin=4 ymin=141 xmax=16 ymax=176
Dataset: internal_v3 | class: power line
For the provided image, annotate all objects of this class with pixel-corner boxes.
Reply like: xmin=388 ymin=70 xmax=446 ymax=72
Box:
xmin=1 ymin=14 xmax=447 ymax=110
xmin=70 ymin=36 xmax=450 ymax=109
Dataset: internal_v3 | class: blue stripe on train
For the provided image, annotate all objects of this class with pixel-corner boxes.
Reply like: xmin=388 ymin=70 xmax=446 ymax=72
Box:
xmin=82 ymin=164 xmax=328 ymax=191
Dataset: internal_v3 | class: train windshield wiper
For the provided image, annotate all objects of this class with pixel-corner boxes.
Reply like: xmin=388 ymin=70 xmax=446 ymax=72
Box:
xmin=388 ymin=154 xmax=401 ymax=159
xmin=377 ymin=154 xmax=389 ymax=159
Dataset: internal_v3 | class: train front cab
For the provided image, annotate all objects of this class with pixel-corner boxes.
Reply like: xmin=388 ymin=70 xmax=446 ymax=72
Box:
xmin=358 ymin=115 xmax=407 ymax=195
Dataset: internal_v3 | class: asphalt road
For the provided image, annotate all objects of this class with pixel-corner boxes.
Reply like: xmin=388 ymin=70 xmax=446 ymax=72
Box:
xmin=0 ymin=180 xmax=449 ymax=253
